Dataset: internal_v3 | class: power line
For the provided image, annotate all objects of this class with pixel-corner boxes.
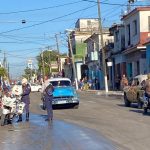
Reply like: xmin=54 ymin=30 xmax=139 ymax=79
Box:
xmin=82 ymin=0 xmax=149 ymax=6
xmin=0 ymin=1 xmax=83 ymax=15
xmin=0 ymin=34 xmax=50 ymax=46
xmin=0 ymin=4 xmax=96 ymax=35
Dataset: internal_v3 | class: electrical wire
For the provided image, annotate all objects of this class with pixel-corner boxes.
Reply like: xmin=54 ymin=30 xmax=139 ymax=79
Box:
xmin=0 ymin=4 xmax=96 ymax=35
xmin=0 ymin=1 xmax=83 ymax=15
xmin=0 ymin=35 xmax=51 ymax=46
xmin=82 ymin=0 xmax=150 ymax=6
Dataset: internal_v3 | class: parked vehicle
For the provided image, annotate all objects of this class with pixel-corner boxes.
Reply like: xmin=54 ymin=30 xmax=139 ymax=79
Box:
xmin=30 ymin=83 xmax=42 ymax=92
xmin=123 ymin=75 xmax=147 ymax=108
xmin=42 ymin=78 xmax=79 ymax=109
xmin=15 ymin=82 xmax=42 ymax=92
xmin=0 ymin=95 xmax=25 ymax=126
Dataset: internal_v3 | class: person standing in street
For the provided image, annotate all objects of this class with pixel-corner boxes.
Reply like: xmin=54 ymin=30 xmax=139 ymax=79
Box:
xmin=17 ymin=78 xmax=31 ymax=122
xmin=41 ymin=76 xmax=54 ymax=122
xmin=120 ymin=74 xmax=128 ymax=90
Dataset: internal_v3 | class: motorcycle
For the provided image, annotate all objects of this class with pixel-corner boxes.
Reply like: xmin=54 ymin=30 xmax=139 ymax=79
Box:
xmin=0 ymin=95 xmax=25 ymax=126
xmin=142 ymin=94 xmax=150 ymax=114
xmin=0 ymin=85 xmax=25 ymax=126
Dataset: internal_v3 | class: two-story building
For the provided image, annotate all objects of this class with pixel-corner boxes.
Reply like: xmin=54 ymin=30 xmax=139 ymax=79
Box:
xmin=69 ymin=18 xmax=100 ymax=81
xmin=121 ymin=7 xmax=150 ymax=78
xmin=110 ymin=7 xmax=150 ymax=86
xmin=145 ymin=40 xmax=150 ymax=72
xmin=84 ymin=29 xmax=114 ymax=89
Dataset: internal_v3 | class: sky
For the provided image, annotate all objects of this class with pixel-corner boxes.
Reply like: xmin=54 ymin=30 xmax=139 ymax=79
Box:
xmin=0 ymin=0 xmax=149 ymax=79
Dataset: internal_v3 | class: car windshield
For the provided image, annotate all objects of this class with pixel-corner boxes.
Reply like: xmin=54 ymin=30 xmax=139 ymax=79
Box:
xmin=50 ymin=80 xmax=71 ymax=87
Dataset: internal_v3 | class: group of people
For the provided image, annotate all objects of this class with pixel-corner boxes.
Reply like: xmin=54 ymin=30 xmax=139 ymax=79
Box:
xmin=0 ymin=78 xmax=31 ymax=122
xmin=0 ymin=76 xmax=54 ymax=123
xmin=78 ymin=77 xmax=100 ymax=90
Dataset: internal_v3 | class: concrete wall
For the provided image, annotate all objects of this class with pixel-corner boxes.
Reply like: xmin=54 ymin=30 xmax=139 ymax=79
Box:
xmin=124 ymin=12 xmax=140 ymax=48
xmin=113 ymin=27 xmax=125 ymax=53
xmin=75 ymin=19 xmax=99 ymax=31
xmin=140 ymin=11 xmax=150 ymax=32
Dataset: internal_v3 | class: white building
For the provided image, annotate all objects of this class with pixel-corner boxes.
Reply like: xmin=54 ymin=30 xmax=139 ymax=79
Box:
xmin=84 ymin=29 xmax=114 ymax=89
xmin=110 ymin=7 xmax=150 ymax=83
xmin=122 ymin=7 xmax=150 ymax=78
xmin=69 ymin=18 xmax=100 ymax=81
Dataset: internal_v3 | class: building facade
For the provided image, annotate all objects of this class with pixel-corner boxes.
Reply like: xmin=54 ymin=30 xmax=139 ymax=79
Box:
xmin=110 ymin=7 xmax=150 ymax=88
xmin=84 ymin=30 xmax=114 ymax=89
xmin=69 ymin=18 xmax=100 ymax=82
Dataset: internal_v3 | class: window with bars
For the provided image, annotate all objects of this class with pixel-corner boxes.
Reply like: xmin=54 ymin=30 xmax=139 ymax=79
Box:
xmin=133 ymin=20 xmax=137 ymax=36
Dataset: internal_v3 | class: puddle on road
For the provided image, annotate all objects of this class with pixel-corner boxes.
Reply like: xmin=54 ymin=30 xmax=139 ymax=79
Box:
xmin=0 ymin=114 xmax=116 ymax=150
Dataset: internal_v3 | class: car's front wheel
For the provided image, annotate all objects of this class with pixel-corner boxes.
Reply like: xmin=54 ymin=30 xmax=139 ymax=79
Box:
xmin=137 ymin=101 xmax=143 ymax=109
xmin=124 ymin=93 xmax=131 ymax=107
xmin=38 ymin=88 xmax=42 ymax=92
xmin=73 ymin=104 xmax=79 ymax=109
xmin=143 ymin=108 xmax=148 ymax=114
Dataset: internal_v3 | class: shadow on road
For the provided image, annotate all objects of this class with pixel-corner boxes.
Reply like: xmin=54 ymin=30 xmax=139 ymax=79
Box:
xmin=117 ymin=103 xmax=139 ymax=108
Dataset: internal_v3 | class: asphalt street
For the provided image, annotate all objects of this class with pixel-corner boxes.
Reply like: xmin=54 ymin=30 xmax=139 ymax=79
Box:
xmin=0 ymin=91 xmax=150 ymax=150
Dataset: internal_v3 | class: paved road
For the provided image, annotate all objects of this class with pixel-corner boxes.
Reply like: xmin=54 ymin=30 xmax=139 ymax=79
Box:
xmin=0 ymin=91 xmax=150 ymax=150
xmin=54 ymin=91 xmax=150 ymax=150
xmin=0 ymin=92 xmax=116 ymax=150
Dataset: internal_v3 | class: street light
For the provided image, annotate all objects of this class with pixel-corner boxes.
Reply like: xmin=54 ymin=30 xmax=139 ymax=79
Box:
xmin=65 ymin=29 xmax=78 ymax=90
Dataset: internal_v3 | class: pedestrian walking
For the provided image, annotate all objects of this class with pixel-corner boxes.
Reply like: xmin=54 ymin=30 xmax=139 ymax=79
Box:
xmin=17 ymin=78 xmax=31 ymax=122
xmin=120 ymin=74 xmax=128 ymax=90
xmin=41 ymin=76 xmax=54 ymax=122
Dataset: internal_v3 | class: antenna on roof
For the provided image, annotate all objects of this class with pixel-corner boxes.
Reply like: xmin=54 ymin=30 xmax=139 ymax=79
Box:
xmin=127 ymin=0 xmax=136 ymax=13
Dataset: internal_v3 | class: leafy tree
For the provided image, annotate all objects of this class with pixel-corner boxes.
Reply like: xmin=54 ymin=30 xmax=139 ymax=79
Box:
xmin=36 ymin=50 xmax=66 ymax=76
xmin=23 ymin=67 xmax=36 ymax=80
xmin=0 ymin=67 xmax=7 ymax=77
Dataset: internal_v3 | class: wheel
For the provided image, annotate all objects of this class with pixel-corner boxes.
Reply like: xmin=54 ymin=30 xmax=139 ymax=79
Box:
xmin=137 ymin=101 xmax=143 ymax=109
xmin=0 ymin=114 xmax=6 ymax=126
xmin=73 ymin=104 xmax=79 ymax=109
xmin=38 ymin=88 xmax=42 ymax=92
xmin=42 ymin=102 xmax=46 ymax=110
xmin=143 ymin=108 xmax=148 ymax=114
xmin=124 ymin=93 xmax=131 ymax=107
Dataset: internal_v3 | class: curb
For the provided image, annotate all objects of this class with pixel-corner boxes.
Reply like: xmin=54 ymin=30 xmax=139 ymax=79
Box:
xmin=77 ymin=90 xmax=124 ymax=97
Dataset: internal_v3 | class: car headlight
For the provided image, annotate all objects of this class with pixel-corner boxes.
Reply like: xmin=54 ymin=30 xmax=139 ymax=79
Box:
xmin=72 ymin=97 xmax=79 ymax=101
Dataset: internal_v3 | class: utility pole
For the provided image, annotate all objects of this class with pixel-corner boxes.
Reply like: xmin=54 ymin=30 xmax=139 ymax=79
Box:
xmin=27 ymin=59 xmax=33 ymax=82
xmin=97 ymin=0 xmax=108 ymax=93
xmin=7 ymin=62 xmax=9 ymax=79
xmin=41 ymin=50 xmax=45 ymax=81
xmin=3 ymin=51 xmax=6 ymax=69
xmin=68 ymin=34 xmax=78 ymax=90
xmin=49 ymin=52 xmax=51 ymax=75
xmin=47 ymin=46 xmax=51 ymax=76
xmin=55 ymin=34 xmax=60 ymax=72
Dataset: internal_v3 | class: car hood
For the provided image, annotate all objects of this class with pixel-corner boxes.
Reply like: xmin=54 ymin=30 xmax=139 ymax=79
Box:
xmin=53 ymin=86 xmax=76 ymax=97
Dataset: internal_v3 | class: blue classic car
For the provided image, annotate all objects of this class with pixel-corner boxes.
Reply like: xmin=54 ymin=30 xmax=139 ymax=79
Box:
xmin=42 ymin=78 xmax=79 ymax=109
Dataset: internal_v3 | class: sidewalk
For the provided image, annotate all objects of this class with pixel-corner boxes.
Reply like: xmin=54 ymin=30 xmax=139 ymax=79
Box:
xmin=78 ymin=89 xmax=124 ymax=98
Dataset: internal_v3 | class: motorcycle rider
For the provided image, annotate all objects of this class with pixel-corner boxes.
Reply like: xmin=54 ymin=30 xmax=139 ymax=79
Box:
xmin=17 ymin=78 xmax=31 ymax=122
